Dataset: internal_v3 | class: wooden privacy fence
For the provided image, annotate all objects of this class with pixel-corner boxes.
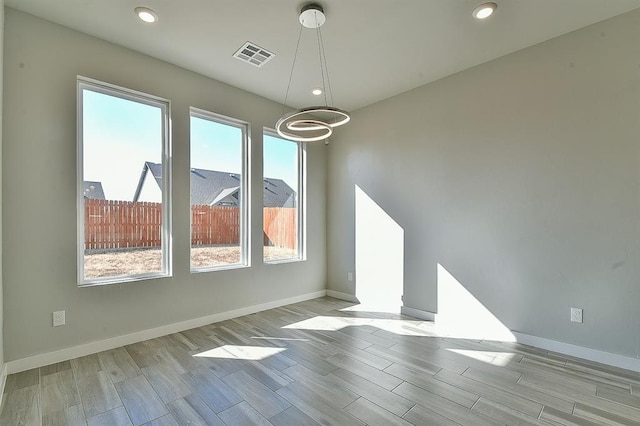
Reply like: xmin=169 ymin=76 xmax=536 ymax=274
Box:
xmin=84 ymin=199 xmax=296 ymax=250
xmin=263 ymin=207 xmax=297 ymax=249
xmin=85 ymin=200 xmax=162 ymax=249
xmin=191 ymin=205 xmax=239 ymax=245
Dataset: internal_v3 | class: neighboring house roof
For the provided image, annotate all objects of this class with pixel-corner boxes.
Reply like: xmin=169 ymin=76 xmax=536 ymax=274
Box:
xmin=133 ymin=162 xmax=296 ymax=207
xmin=83 ymin=181 xmax=106 ymax=200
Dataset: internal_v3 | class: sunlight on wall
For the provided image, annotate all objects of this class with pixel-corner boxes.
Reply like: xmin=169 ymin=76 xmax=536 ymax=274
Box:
xmin=355 ymin=185 xmax=404 ymax=313
xmin=437 ymin=263 xmax=515 ymax=342
xmin=193 ymin=345 xmax=285 ymax=360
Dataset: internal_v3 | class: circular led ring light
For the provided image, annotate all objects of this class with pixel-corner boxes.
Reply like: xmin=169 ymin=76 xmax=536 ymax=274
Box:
xmin=287 ymin=119 xmax=328 ymax=131
xmin=276 ymin=106 xmax=350 ymax=142
xmin=294 ymin=106 xmax=351 ymax=128
xmin=276 ymin=117 xmax=333 ymax=142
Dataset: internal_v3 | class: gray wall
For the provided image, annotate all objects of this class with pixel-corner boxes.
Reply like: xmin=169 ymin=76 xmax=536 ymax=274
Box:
xmin=0 ymin=0 xmax=5 ymax=369
xmin=327 ymin=9 xmax=640 ymax=358
xmin=3 ymin=9 xmax=327 ymax=362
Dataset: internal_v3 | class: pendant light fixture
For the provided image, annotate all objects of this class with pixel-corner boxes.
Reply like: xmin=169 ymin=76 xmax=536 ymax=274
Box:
xmin=276 ymin=3 xmax=350 ymax=142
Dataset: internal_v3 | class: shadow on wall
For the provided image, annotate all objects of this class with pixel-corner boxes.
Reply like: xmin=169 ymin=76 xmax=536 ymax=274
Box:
xmin=437 ymin=263 xmax=515 ymax=342
xmin=354 ymin=185 xmax=403 ymax=314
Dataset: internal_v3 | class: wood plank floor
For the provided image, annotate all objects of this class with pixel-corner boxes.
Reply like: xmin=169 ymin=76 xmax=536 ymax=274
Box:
xmin=3 ymin=296 xmax=640 ymax=425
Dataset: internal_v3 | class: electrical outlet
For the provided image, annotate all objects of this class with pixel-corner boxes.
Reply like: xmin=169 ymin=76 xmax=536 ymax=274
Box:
xmin=53 ymin=310 xmax=66 ymax=327
xmin=570 ymin=307 xmax=583 ymax=323
xmin=347 ymin=272 xmax=353 ymax=281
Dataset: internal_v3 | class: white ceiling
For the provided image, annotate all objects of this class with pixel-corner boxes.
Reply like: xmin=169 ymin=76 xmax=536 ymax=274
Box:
xmin=7 ymin=0 xmax=640 ymax=112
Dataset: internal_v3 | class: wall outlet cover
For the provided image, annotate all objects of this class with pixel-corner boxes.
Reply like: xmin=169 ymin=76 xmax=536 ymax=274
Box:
xmin=53 ymin=310 xmax=66 ymax=327
xmin=570 ymin=307 xmax=583 ymax=323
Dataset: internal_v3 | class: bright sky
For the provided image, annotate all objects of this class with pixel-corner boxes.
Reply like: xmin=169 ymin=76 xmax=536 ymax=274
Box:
xmin=83 ymin=89 xmax=298 ymax=201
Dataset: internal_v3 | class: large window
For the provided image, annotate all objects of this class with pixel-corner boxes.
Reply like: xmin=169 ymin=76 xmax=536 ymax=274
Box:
xmin=190 ymin=108 xmax=249 ymax=271
xmin=77 ymin=78 xmax=171 ymax=286
xmin=263 ymin=131 xmax=305 ymax=262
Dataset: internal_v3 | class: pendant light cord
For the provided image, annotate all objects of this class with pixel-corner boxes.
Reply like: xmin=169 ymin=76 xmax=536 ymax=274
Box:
xmin=317 ymin=23 xmax=334 ymax=107
xmin=315 ymin=14 xmax=329 ymax=107
xmin=282 ymin=25 xmax=304 ymax=115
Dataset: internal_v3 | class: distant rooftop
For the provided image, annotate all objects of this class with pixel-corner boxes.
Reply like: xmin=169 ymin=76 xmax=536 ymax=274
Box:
xmin=134 ymin=162 xmax=296 ymax=207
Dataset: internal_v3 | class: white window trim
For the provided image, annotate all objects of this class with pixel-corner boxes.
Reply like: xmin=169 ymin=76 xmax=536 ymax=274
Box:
xmin=263 ymin=129 xmax=307 ymax=264
xmin=77 ymin=76 xmax=173 ymax=287
xmin=189 ymin=107 xmax=251 ymax=272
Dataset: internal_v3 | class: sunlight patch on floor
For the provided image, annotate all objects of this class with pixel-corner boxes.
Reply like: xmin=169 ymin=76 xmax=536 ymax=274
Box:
xmin=282 ymin=315 xmax=433 ymax=337
xmin=444 ymin=348 xmax=510 ymax=364
xmin=250 ymin=336 xmax=310 ymax=342
xmin=193 ymin=345 xmax=286 ymax=360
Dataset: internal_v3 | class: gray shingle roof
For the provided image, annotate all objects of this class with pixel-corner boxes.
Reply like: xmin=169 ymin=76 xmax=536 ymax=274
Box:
xmin=135 ymin=162 xmax=296 ymax=207
xmin=83 ymin=181 xmax=105 ymax=200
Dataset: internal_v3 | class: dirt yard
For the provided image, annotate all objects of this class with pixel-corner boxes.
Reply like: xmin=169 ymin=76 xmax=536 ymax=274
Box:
xmin=84 ymin=246 xmax=297 ymax=278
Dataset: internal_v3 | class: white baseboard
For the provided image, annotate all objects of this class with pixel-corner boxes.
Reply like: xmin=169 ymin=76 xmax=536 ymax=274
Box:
xmin=401 ymin=306 xmax=435 ymax=321
xmin=326 ymin=290 xmax=359 ymax=303
xmin=0 ymin=363 xmax=7 ymax=406
xmin=513 ymin=331 xmax=640 ymax=373
xmin=6 ymin=290 xmax=326 ymax=374
xmin=9 ymin=289 xmax=639 ymax=375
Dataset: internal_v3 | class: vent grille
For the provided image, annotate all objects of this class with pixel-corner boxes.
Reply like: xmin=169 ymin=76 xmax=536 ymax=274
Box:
xmin=233 ymin=42 xmax=275 ymax=68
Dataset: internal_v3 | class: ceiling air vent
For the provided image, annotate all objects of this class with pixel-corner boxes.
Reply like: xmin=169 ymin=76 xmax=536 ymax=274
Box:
xmin=233 ymin=42 xmax=275 ymax=68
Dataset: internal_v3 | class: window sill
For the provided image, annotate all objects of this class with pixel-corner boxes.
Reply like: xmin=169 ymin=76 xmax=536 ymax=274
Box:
xmin=264 ymin=258 xmax=305 ymax=265
xmin=79 ymin=271 xmax=171 ymax=287
xmin=190 ymin=263 xmax=249 ymax=274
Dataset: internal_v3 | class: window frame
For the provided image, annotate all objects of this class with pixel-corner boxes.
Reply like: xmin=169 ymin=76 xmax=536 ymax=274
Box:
xmin=262 ymin=129 xmax=307 ymax=264
xmin=76 ymin=76 xmax=172 ymax=287
xmin=189 ymin=107 xmax=250 ymax=273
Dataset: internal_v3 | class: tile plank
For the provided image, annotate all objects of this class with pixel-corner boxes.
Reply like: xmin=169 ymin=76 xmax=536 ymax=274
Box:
xmin=218 ymin=401 xmax=272 ymax=426
xmin=596 ymin=382 xmax=640 ymax=409
xmin=141 ymin=364 xmax=191 ymax=404
xmin=87 ymin=406 xmax=133 ymax=426
xmin=41 ymin=369 xmax=81 ymax=415
xmin=77 ymin=371 xmax=122 ymax=418
xmin=276 ymin=385 xmax=365 ymax=426
xmin=269 ymin=406 xmax=321 ymax=426
xmin=393 ymin=382 xmax=501 ymax=426
xmin=41 ymin=361 xmax=73 ymax=377
xmin=114 ymin=375 xmax=169 ymax=426
xmin=326 ymin=368 xmax=415 ymax=417
xmin=385 ymin=362 xmax=479 ymax=408
xmin=325 ymin=352 xmax=403 ymax=390
xmin=166 ymin=394 xmax=224 ymax=426
xmin=72 ymin=354 xmax=102 ymax=378
xmin=573 ymin=401 xmax=640 ymax=425
xmin=0 ymin=385 xmax=41 ymax=426
xmin=4 ymin=368 xmax=40 ymax=393
xmin=179 ymin=367 xmax=242 ymax=413
xmin=540 ymin=406 xmax=602 ymax=426
xmin=402 ymin=404 xmax=463 ymax=426
xmin=434 ymin=369 xmax=543 ymax=418
xmin=472 ymin=397 xmax=547 ymax=425
xmin=98 ymin=348 xmax=142 ymax=383
xmin=42 ymin=404 xmax=86 ymax=426
xmin=463 ymin=366 xmax=575 ymax=413
xmin=283 ymin=364 xmax=360 ymax=408
xmin=345 ymin=397 xmax=415 ymax=426
xmin=220 ymin=370 xmax=290 ymax=418
xmin=141 ymin=414 xmax=179 ymax=426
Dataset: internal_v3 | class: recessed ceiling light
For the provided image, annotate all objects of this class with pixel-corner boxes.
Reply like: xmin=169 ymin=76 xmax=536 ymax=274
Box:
xmin=472 ymin=2 xmax=497 ymax=20
xmin=312 ymin=88 xmax=323 ymax=96
xmin=135 ymin=7 xmax=158 ymax=23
